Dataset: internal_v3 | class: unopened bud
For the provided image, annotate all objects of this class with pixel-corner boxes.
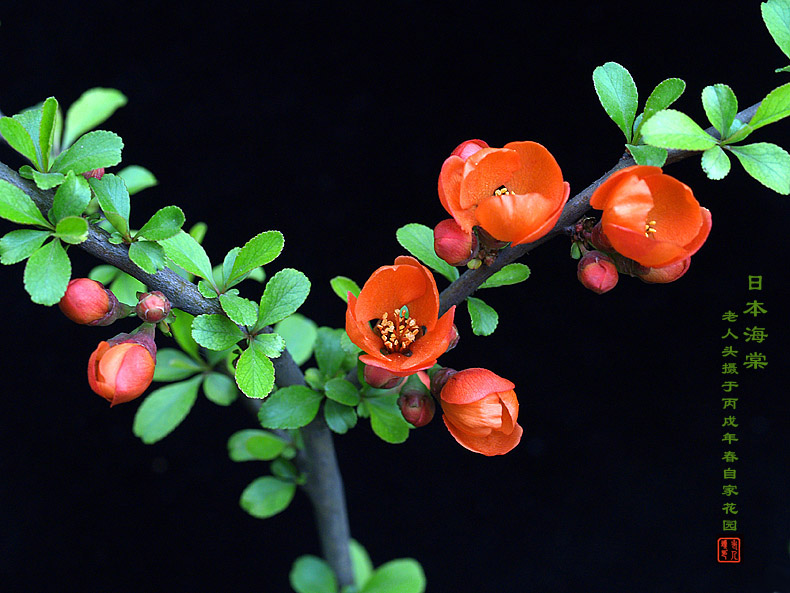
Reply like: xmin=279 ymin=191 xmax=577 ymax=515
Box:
xmin=397 ymin=373 xmax=435 ymax=427
xmin=445 ymin=324 xmax=460 ymax=353
xmin=363 ymin=364 xmax=405 ymax=390
xmin=637 ymin=257 xmax=691 ymax=284
xmin=136 ymin=291 xmax=171 ymax=323
xmin=82 ymin=168 xmax=105 ymax=180
xmin=450 ymin=139 xmax=489 ymax=161
xmin=429 ymin=367 xmax=458 ymax=399
xmin=590 ymin=221 xmax=613 ymax=252
xmin=577 ymin=250 xmax=619 ymax=294
xmin=59 ymin=278 xmax=124 ymax=325
xmin=434 ymin=219 xmax=478 ymax=266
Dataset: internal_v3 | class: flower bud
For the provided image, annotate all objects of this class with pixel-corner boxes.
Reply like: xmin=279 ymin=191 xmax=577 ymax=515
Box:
xmin=363 ymin=364 xmax=405 ymax=390
xmin=450 ymin=139 xmax=489 ymax=161
xmin=445 ymin=324 xmax=460 ymax=353
xmin=589 ymin=221 xmax=613 ymax=252
xmin=87 ymin=327 xmax=157 ymax=406
xmin=397 ymin=373 xmax=435 ymax=427
xmin=637 ymin=257 xmax=691 ymax=284
xmin=82 ymin=168 xmax=105 ymax=180
xmin=429 ymin=366 xmax=457 ymax=399
xmin=59 ymin=278 xmax=124 ymax=325
xmin=577 ymin=250 xmax=619 ymax=294
xmin=434 ymin=219 xmax=478 ymax=266
xmin=136 ymin=291 xmax=171 ymax=323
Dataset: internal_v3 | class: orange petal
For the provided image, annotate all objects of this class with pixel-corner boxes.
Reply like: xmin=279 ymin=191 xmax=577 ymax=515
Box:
xmin=441 ymin=368 xmax=515 ymax=404
xmin=353 ymin=263 xmax=428 ymax=324
xmin=475 ymin=191 xmax=559 ymax=244
xmin=602 ymin=223 xmax=688 ymax=267
xmin=590 ymin=165 xmax=662 ymax=210
xmin=498 ymin=390 xmax=519 ymax=435
xmin=392 ymin=256 xmax=440 ymax=327
xmin=443 ymin=415 xmax=523 ymax=456
xmin=503 ymin=141 xmax=565 ymax=200
xmin=438 ymin=155 xmax=464 ymax=216
xmin=459 ymin=148 xmax=520 ymax=210
xmin=643 ymin=174 xmax=703 ymax=245
xmin=346 ymin=293 xmax=389 ymax=356
xmin=681 ymin=207 xmax=712 ymax=258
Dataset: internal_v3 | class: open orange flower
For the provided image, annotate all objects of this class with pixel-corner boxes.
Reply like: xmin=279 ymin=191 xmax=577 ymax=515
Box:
xmin=438 ymin=140 xmax=570 ymax=245
xmin=346 ymin=256 xmax=456 ymax=376
xmin=590 ymin=165 xmax=712 ymax=268
xmin=440 ymin=368 xmax=522 ymax=456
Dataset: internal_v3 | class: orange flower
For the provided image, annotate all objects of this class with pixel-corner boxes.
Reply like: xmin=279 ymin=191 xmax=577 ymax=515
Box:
xmin=438 ymin=140 xmax=570 ymax=245
xmin=590 ymin=165 xmax=712 ymax=268
xmin=440 ymin=368 xmax=522 ymax=456
xmin=346 ymin=256 xmax=456 ymax=376
xmin=88 ymin=333 xmax=156 ymax=406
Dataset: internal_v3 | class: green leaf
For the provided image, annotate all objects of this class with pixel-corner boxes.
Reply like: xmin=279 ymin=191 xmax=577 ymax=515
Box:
xmin=228 ymin=429 xmax=287 ymax=461
xmin=702 ymin=84 xmax=738 ymax=138
xmin=253 ymin=332 xmax=287 ymax=358
xmin=728 ymin=142 xmax=790 ymax=194
xmin=203 ymin=372 xmax=238 ymax=405
xmin=51 ymin=171 xmax=91 ymax=222
xmin=54 ymin=216 xmax=89 ymax=244
xmin=360 ymin=559 xmax=425 ymax=593
xmin=749 ymin=82 xmax=790 ymax=131
xmin=324 ymin=378 xmax=360 ymax=406
xmin=132 ymin=375 xmax=202 ymax=444
xmin=129 ymin=240 xmax=167 ymax=274
xmin=88 ymin=174 xmax=130 ymax=238
xmin=117 ymin=165 xmax=158 ymax=195
xmin=198 ymin=279 xmax=218 ymax=298
xmin=466 ymin=296 xmax=498 ymax=336
xmin=257 ymin=385 xmax=323 ymax=429
xmin=324 ymin=399 xmax=358 ymax=434
xmin=315 ymin=327 xmax=346 ymax=378
xmin=479 ymin=263 xmax=530 ymax=288
xmin=637 ymin=78 xmax=686 ymax=137
xmin=171 ymin=310 xmax=200 ymax=360
xmin=38 ymin=97 xmax=58 ymax=172
xmin=235 ymin=341 xmax=276 ymax=399
xmin=218 ymin=293 xmax=259 ymax=326
xmin=152 ymin=348 xmax=204 ymax=382
xmin=701 ymin=145 xmax=731 ymax=180
xmin=135 ymin=205 xmax=185 ymax=241
xmin=256 ymin=268 xmax=311 ymax=328
xmin=109 ymin=271 xmax=146 ymax=306
xmin=160 ymin=231 xmax=215 ymax=283
xmin=763 ymin=0 xmax=790 ymax=60
xmin=0 ymin=229 xmax=50 ymax=264
xmin=0 ymin=179 xmax=52 ymax=228
xmin=330 ymin=276 xmax=361 ymax=302
xmin=51 ymin=130 xmax=123 ymax=175
xmin=625 ymin=144 xmax=667 ymax=167
xmin=30 ymin=170 xmax=66 ymax=190
xmin=640 ymin=109 xmax=718 ymax=150
xmin=395 ymin=223 xmax=459 ymax=282
xmin=290 ymin=555 xmax=338 ymax=593
xmin=350 ymin=540 xmax=374 ymax=590
xmin=366 ymin=394 xmax=410 ymax=444
xmin=23 ymin=239 xmax=70 ymax=305
xmin=592 ymin=62 xmax=638 ymax=142
xmin=226 ymin=230 xmax=284 ymax=287
xmin=240 ymin=476 xmax=296 ymax=519
xmin=274 ymin=314 xmax=318 ymax=366
xmin=62 ymin=88 xmax=128 ymax=148
xmin=0 ymin=116 xmax=38 ymax=166
xmin=88 ymin=264 xmax=120 ymax=285
xmin=192 ymin=314 xmax=246 ymax=350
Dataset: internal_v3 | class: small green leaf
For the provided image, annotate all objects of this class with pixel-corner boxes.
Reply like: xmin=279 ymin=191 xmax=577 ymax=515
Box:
xmin=257 ymin=385 xmax=323 ymax=429
xmin=350 ymin=540 xmax=374 ymax=590
xmin=763 ymin=0 xmax=790 ymax=60
xmin=152 ymin=348 xmax=204 ymax=382
xmin=466 ymin=296 xmax=498 ymax=336
xmin=0 ymin=179 xmax=52 ymax=228
xmin=637 ymin=78 xmax=686 ymax=139
xmin=256 ymin=268 xmax=311 ymax=328
xmin=117 ymin=165 xmax=158 ymax=195
xmin=235 ymin=341 xmax=276 ymax=399
xmin=38 ymin=97 xmax=58 ymax=172
xmin=330 ymin=276 xmax=361 ymax=302
xmin=160 ymin=230 xmax=215 ymax=283
xmin=129 ymin=241 xmax=167 ymax=274
xmin=360 ymin=559 xmax=426 ymax=593
xmin=54 ymin=216 xmax=89 ymax=244
xmin=315 ymin=327 xmax=346 ymax=378
xmin=749 ymin=82 xmax=790 ymax=131
xmin=324 ymin=399 xmax=358 ymax=434
xmin=479 ymin=263 xmax=530 ymax=288
xmin=366 ymin=394 xmax=410 ymax=444
xmin=0 ymin=116 xmax=38 ymax=166
xmin=253 ymin=332 xmax=287 ymax=358
xmin=51 ymin=171 xmax=91 ymax=222
xmin=23 ymin=239 xmax=70 ymax=305
xmin=198 ymin=279 xmax=218 ymax=298
xmin=51 ymin=130 xmax=123 ymax=175
xmin=274 ymin=314 xmax=318 ymax=366
xmin=290 ymin=555 xmax=339 ymax=593
xmin=132 ymin=375 xmax=202 ymax=444
xmin=0 ymin=229 xmax=50 ymax=264
xmin=192 ymin=314 xmax=246 ymax=351
xmin=109 ymin=271 xmax=146 ymax=306
xmin=227 ymin=230 xmax=284 ymax=287
xmin=240 ymin=476 xmax=296 ymax=519
xmin=171 ymin=310 xmax=200 ymax=361
xmin=324 ymin=378 xmax=360 ymax=406
xmin=62 ymin=88 xmax=127 ymax=148
xmin=640 ymin=109 xmax=718 ymax=150
xmin=88 ymin=174 xmax=130 ymax=238
xmin=701 ymin=145 xmax=731 ymax=180
xmin=30 ymin=170 xmax=66 ymax=190
xmin=203 ymin=372 xmax=238 ymax=406
xmin=220 ymin=293 xmax=259 ymax=327
xmin=395 ymin=223 xmax=459 ymax=282
xmin=702 ymin=84 xmax=738 ymax=138
xmin=228 ymin=429 xmax=287 ymax=461
xmin=728 ymin=142 xmax=790 ymax=194
xmin=625 ymin=144 xmax=668 ymax=167
xmin=88 ymin=264 xmax=120 ymax=285
xmin=592 ymin=61 xmax=638 ymax=142
xmin=135 ymin=205 xmax=185 ymax=241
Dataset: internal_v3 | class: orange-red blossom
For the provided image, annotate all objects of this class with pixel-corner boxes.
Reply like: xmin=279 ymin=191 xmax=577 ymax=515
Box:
xmin=346 ymin=256 xmax=456 ymax=376
xmin=438 ymin=140 xmax=570 ymax=245
xmin=440 ymin=368 xmax=522 ymax=456
xmin=590 ymin=165 xmax=711 ymax=268
xmin=88 ymin=332 xmax=156 ymax=406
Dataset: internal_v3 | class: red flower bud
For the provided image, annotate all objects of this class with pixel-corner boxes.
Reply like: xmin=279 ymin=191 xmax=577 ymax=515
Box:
xmin=59 ymin=278 xmax=123 ymax=325
xmin=637 ymin=257 xmax=691 ymax=284
xmin=136 ymin=291 xmax=171 ymax=323
xmin=590 ymin=221 xmax=613 ymax=252
xmin=87 ymin=329 xmax=157 ymax=406
xmin=363 ymin=364 xmax=405 ymax=389
xmin=82 ymin=168 xmax=105 ymax=180
xmin=434 ymin=219 xmax=478 ymax=266
xmin=450 ymin=139 xmax=489 ymax=161
xmin=577 ymin=251 xmax=619 ymax=294
xmin=397 ymin=372 xmax=435 ymax=427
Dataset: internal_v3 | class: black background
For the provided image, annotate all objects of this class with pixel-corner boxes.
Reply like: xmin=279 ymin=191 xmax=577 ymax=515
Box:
xmin=1 ymin=2 xmax=789 ymax=592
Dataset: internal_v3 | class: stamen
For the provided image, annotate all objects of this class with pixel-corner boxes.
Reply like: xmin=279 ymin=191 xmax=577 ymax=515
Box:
xmin=644 ymin=220 xmax=658 ymax=238
xmin=493 ymin=185 xmax=511 ymax=196
xmin=375 ymin=307 xmax=421 ymax=354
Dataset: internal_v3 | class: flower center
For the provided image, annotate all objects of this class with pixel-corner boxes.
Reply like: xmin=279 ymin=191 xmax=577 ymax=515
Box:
xmin=644 ymin=219 xmax=657 ymax=238
xmin=375 ymin=306 xmax=422 ymax=356
xmin=493 ymin=185 xmax=512 ymax=196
